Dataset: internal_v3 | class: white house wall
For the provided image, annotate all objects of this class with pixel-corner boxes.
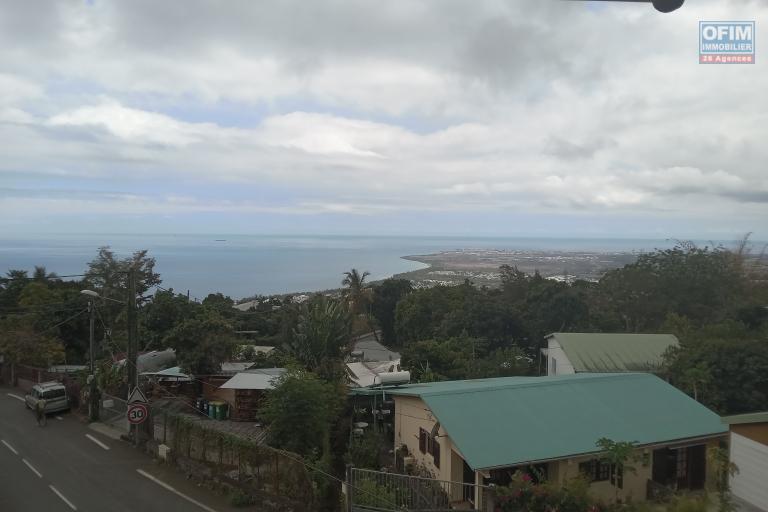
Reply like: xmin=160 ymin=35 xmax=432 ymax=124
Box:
xmin=546 ymin=338 xmax=575 ymax=375
xmin=730 ymin=432 xmax=768 ymax=511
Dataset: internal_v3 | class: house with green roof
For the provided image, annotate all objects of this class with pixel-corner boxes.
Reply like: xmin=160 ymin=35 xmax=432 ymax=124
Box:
xmin=353 ymin=373 xmax=726 ymax=509
xmin=544 ymin=332 xmax=679 ymax=375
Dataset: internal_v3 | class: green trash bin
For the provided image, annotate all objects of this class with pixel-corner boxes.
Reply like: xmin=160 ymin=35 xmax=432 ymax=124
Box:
xmin=217 ymin=402 xmax=228 ymax=421
xmin=208 ymin=401 xmax=225 ymax=420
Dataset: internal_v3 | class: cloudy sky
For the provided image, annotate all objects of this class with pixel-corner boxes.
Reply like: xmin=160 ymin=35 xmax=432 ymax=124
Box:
xmin=1 ymin=0 xmax=766 ymax=239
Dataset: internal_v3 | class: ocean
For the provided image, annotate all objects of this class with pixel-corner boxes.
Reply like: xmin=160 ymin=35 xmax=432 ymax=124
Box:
xmin=0 ymin=234 xmax=739 ymax=300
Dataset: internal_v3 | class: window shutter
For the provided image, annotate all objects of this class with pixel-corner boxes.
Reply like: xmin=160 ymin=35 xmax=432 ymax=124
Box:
xmin=432 ymin=439 xmax=441 ymax=468
xmin=419 ymin=428 xmax=426 ymax=453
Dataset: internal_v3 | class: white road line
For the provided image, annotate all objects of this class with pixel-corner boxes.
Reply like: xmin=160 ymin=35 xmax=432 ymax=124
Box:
xmin=6 ymin=393 xmax=25 ymax=402
xmin=1 ymin=440 xmax=19 ymax=455
xmin=22 ymin=458 xmax=42 ymax=478
xmin=85 ymin=434 xmax=110 ymax=450
xmin=49 ymin=485 xmax=77 ymax=511
xmin=136 ymin=469 xmax=219 ymax=512
xmin=56 ymin=416 xmax=63 ymax=421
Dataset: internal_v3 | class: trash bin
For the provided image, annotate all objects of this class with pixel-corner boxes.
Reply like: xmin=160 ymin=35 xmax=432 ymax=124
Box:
xmin=217 ymin=402 xmax=228 ymax=421
xmin=208 ymin=401 xmax=224 ymax=420
xmin=208 ymin=402 xmax=219 ymax=420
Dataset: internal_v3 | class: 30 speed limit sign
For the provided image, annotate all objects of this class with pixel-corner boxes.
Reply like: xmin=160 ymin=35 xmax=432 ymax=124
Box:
xmin=127 ymin=403 xmax=148 ymax=424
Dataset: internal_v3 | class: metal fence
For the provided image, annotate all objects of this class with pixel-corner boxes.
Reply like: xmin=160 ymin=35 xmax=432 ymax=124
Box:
xmin=99 ymin=393 xmax=130 ymax=434
xmin=347 ymin=467 xmax=495 ymax=512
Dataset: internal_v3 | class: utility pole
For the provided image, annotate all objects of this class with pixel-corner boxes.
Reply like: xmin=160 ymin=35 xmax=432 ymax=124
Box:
xmin=127 ymin=268 xmax=138 ymax=391
xmin=88 ymin=300 xmax=99 ymax=422
xmin=126 ymin=268 xmax=139 ymax=446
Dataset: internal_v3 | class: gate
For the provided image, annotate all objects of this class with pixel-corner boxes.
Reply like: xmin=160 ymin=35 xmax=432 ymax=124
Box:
xmin=347 ymin=467 xmax=495 ymax=512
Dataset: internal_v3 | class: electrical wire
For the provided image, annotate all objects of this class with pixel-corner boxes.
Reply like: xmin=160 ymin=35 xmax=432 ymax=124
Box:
xmin=3 ymin=308 xmax=90 ymax=335
xmin=0 ymin=273 xmax=92 ymax=281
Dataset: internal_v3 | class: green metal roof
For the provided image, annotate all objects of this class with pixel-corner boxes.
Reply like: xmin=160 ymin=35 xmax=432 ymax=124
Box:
xmin=722 ymin=411 xmax=768 ymax=425
xmin=378 ymin=373 xmax=726 ymax=470
xmin=549 ymin=333 xmax=679 ymax=372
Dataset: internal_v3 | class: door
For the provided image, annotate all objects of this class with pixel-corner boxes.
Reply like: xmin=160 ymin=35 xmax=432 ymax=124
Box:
xmin=688 ymin=445 xmax=706 ymax=490
xmin=652 ymin=447 xmax=676 ymax=486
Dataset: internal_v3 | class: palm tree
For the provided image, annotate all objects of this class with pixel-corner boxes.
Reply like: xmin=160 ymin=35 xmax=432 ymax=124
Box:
xmin=341 ymin=269 xmax=371 ymax=316
xmin=284 ymin=296 xmax=352 ymax=381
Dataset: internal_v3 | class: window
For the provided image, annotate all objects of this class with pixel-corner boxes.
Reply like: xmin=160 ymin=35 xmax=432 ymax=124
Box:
xmin=611 ymin=464 xmax=624 ymax=489
xmin=419 ymin=428 xmax=427 ymax=454
xmin=43 ymin=388 xmax=66 ymax=399
xmin=432 ymin=439 xmax=441 ymax=468
xmin=579 ymin=460 xmax=611 ymax=482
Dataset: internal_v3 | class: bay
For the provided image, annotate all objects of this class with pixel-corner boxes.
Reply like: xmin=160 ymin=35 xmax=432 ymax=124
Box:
xmin=0 ymin=234 xmax=737 ymax=299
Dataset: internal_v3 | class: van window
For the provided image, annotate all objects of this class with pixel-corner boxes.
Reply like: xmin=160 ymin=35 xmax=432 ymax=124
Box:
xmin=43 ymin=388 xmax=66 ymax=400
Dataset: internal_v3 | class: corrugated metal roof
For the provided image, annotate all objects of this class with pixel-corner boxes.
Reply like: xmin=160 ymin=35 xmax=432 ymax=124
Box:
xmin=347 ymin=360 xmax=401 ymax=388
xmin=549 ymin=332 xmax=679 ymax=372
xmin=220 ymin=368 xmax=286 ymax=390
xmin=378 ymin=373 xmax=726 ymax=470
xmin=722 ymin=411 xmax=768 ymax=425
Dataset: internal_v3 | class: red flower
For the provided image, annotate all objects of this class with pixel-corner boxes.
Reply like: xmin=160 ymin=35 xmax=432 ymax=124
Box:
xmin=522 ymin=474 xmax=532 ymax=482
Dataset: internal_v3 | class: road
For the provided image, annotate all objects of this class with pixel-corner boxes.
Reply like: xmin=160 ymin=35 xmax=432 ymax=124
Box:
xmin=0 ymin=387 xmax=241 ymax=512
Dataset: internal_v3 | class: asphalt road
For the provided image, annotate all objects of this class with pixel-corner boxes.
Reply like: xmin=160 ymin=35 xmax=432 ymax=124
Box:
xmin=0 ymin=387 xmax=241 ymax=512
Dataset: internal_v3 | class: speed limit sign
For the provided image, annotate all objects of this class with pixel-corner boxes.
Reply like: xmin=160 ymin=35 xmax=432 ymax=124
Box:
xmin=127 ymin=403 xmax=148 ymax=424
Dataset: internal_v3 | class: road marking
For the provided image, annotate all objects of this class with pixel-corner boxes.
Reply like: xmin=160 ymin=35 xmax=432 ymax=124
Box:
xmin=85 ymin=434 xmax=110 ymax=450
xmin=1 ymin=440 xmax=19 ymax=455
xmin=56 ymin=416 xmax=63 ymax=421
xmin=136 ymin=469 xmax=219 ymax=512
xmin=6 ymin=393 xmax=25 ymax=402
xmin=22 ymin=458 xmax=42 ymax=478
xmin=49 ymin=485 xmax=77 ymax=511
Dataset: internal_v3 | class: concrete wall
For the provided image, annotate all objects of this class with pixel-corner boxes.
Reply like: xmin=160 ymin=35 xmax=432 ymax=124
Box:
xmin=394 ymin=395 xmax=459 ymax=483
xmin=551 ymin=451 xmax=652 ymax=503
xmin=546 ymin=338 xmax=575 ymax=376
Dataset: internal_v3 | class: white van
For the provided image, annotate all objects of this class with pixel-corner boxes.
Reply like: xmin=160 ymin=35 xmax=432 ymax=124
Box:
xmin=25 ymin=382 xmax=70 ymax=414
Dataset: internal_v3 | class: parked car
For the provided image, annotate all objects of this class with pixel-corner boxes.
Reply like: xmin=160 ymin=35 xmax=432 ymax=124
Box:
xmin=25 ymin=381 xmax=70 ymax=414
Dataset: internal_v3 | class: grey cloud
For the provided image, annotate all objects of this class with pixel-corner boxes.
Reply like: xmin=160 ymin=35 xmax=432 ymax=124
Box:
xmin=544 ymin=136 xmax=614 ymax=159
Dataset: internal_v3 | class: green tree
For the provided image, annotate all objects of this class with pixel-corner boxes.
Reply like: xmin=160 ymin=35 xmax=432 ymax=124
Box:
xmin=163 ymin=311 xmax=237 ymax=374
xmin=262 ymin=369 xmax=345 ymax=458
xmin=0 ymin=317 xmax=66 ymax=369
xmin=283 ymin=296 xmax=352 ymax=381
xmin=370 ymin=279 xmax=412 ymax=346
xmin=85 ymin=246 xmax=161 ymax=303
xmin=708 ymin=444 xmax=739 ymax=512
xmin=202 ymin=293 xmax=236 ymax=317
xmin=141 ymin=289 xmax=200 ymax=349
xmin=595 ymin=438 xmax=639 ymax=504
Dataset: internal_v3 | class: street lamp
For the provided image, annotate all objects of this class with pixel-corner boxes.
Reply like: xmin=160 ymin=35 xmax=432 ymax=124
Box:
xmin=80 ymin=289 xmax=126 ymax=305
xmin=80 ymin=289 xmax=125 ymax=422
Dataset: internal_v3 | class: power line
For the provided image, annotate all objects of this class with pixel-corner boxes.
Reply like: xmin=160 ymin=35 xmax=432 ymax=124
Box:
xmin=4 ymin=308 xmax=89 ymax=335
xmin=0 ymin=273 xmax=91 ymax=281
